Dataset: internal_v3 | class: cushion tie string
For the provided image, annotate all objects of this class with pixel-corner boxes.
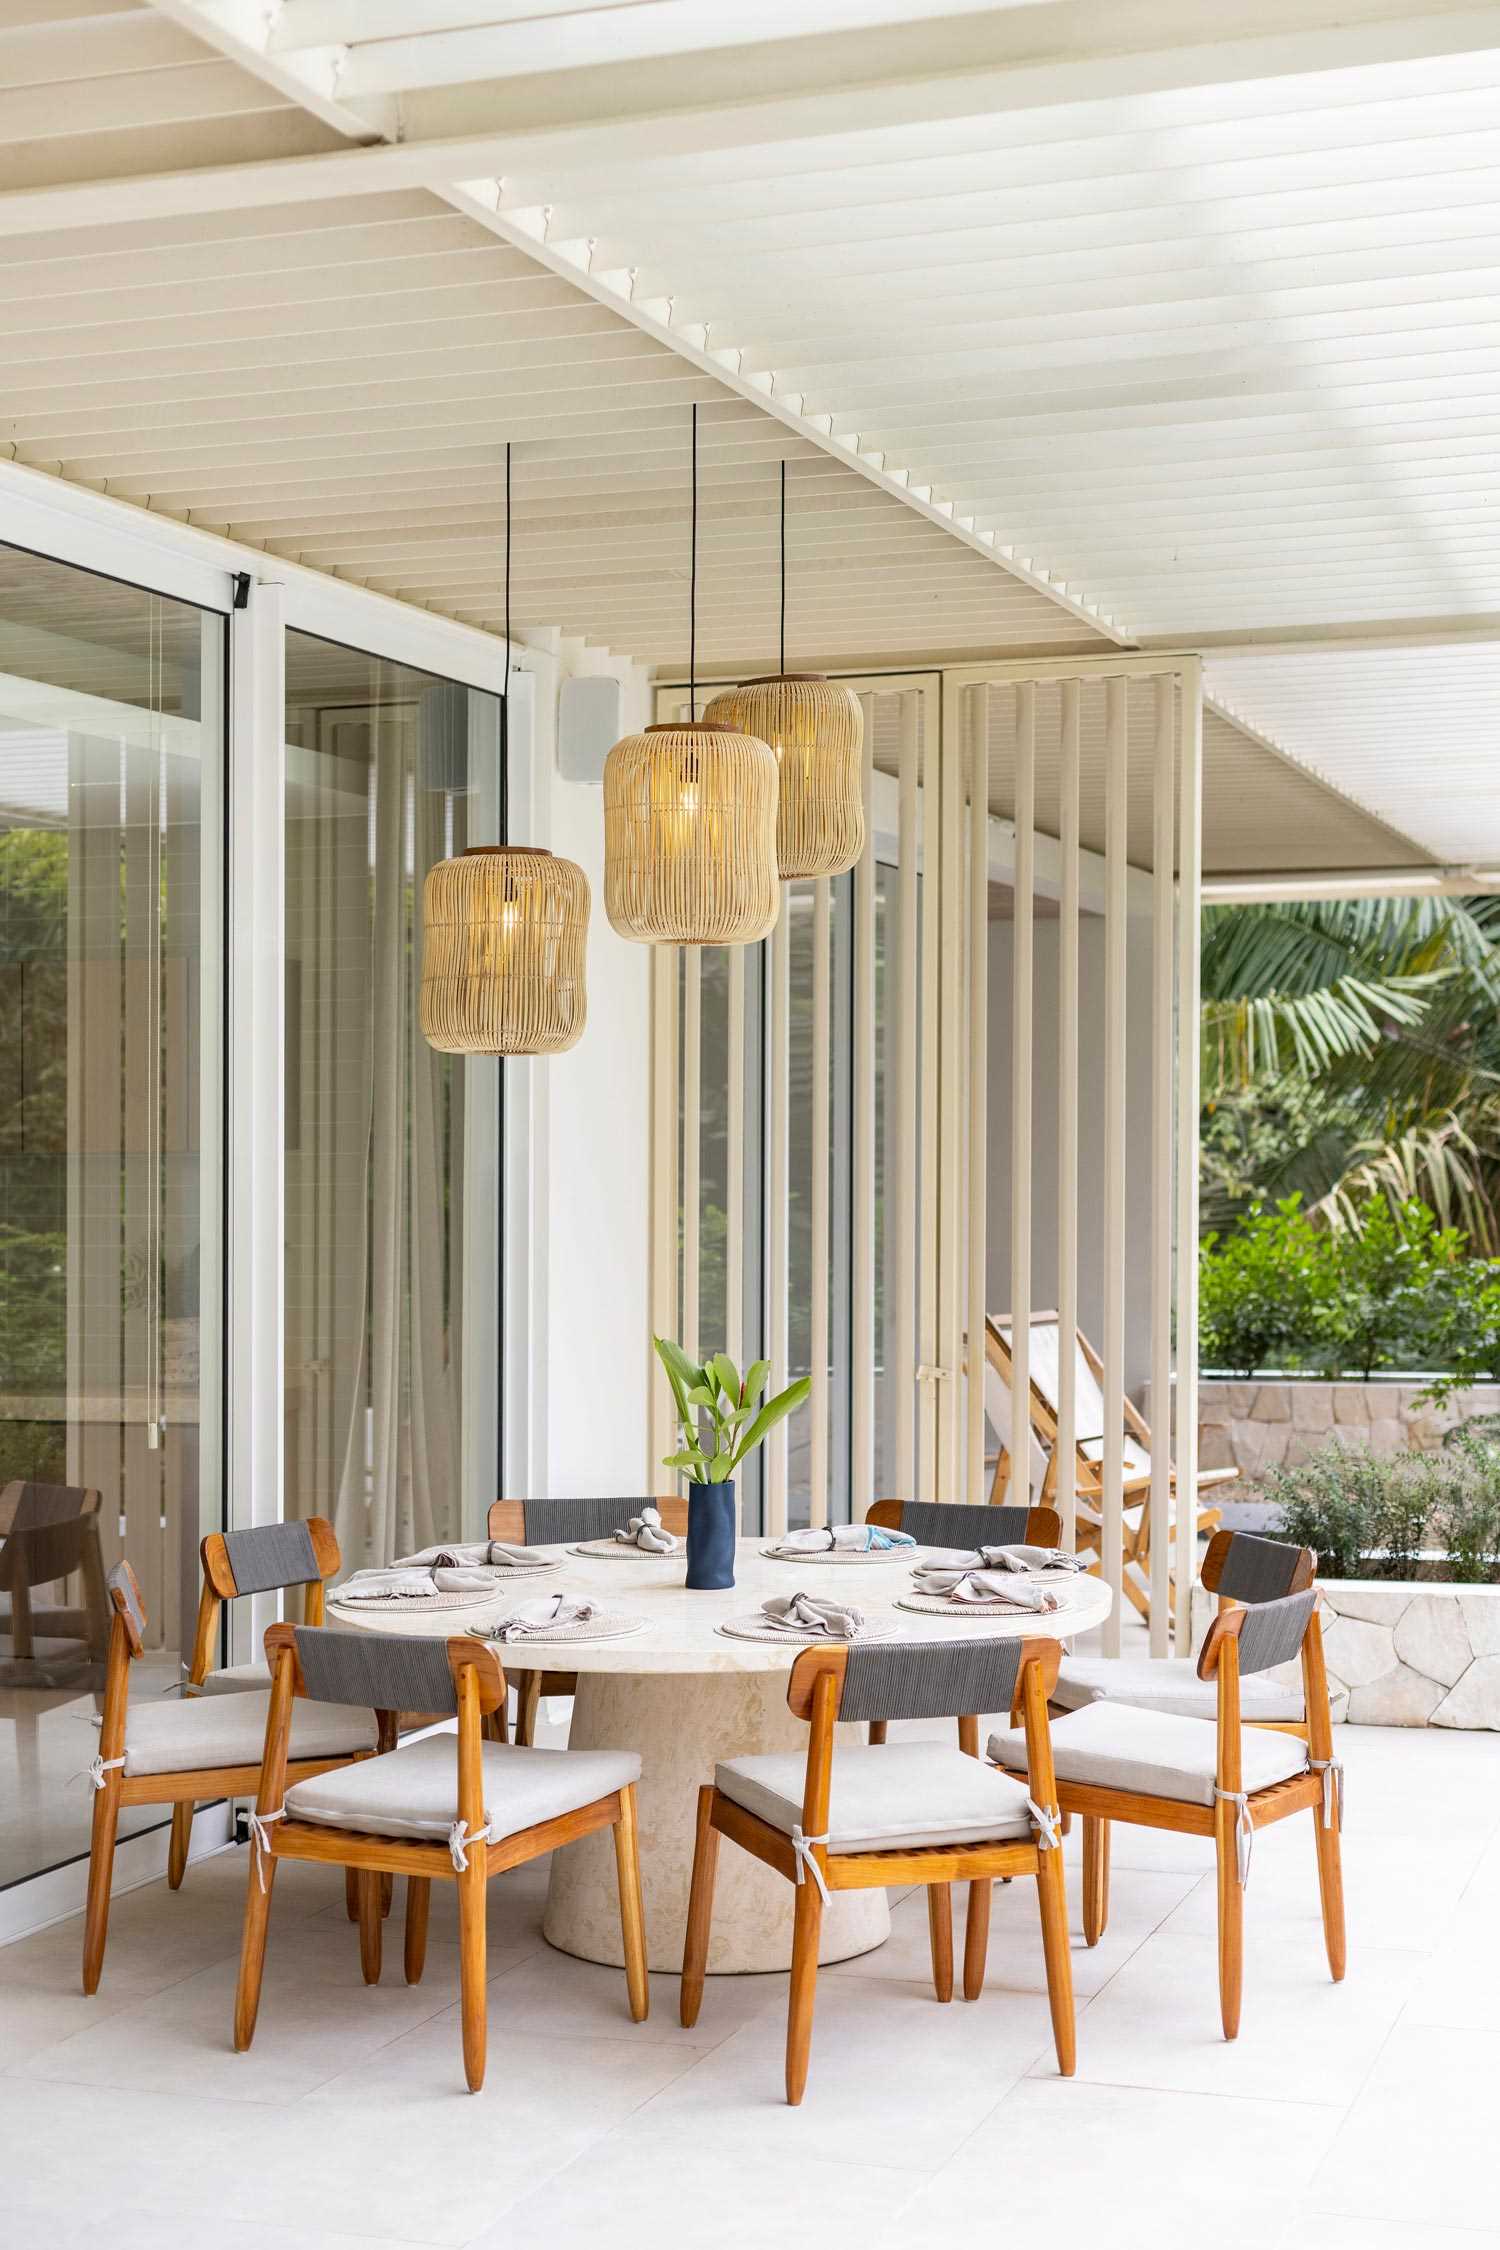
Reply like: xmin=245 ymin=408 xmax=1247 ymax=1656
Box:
xmin=790 ymin=1826 xmax=830 ymax=1903
xmin=246 ymin=1806 xmax=285 ymax=1892
xmin=1308 ymin=1756 xmax=1345 ymax=1831
xmin=74 ymin=1753 xmax=125 ymax=1793
xmin=1027 ymin=1798 xmax=1062 ymax=1851
xmin=448 ymin=1818 xmax=492 ymax=1873
xmin=1215 ymin=1787 xmax=1253 ymax=1886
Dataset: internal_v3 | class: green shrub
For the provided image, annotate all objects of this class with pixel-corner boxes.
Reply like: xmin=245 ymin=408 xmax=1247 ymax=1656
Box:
xmin=1265 ymin=1443 xmax=1386 ymax=1576
xmin=1198 ymin=1198 xmax=1339 ymax=1377
xmin=1437 ymin=1428 xmax=1500 ymax=1582
xmin=1265 ymin=1434 xmax=1500 ymax=1581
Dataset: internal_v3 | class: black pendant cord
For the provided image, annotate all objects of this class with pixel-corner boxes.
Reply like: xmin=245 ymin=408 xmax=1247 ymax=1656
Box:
xmin=499 ymin=440 xmax=511 ymax=837
xmin=689 ymin=402 xmax=698 ymax=716
xmin=779 ymin=457 xmax=787 ymax=678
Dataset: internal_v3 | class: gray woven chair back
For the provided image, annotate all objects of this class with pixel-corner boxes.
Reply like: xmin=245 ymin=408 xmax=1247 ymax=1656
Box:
xmin=886 ymin=1501 xmax=1033 ymax=1550
xmin=1216 ymin=1532 xmax=1308 ymax=1606
xmin=222 ymin=1520 xmax=321 ymax=1596
xmin=1234 ymin=1589 xmax=1318 ymax=1677
xmin=292 ymin=1625 xmax=458 ymax=1714
xmin=106 ymin=1560 xmax=145 ymax=1642
xmin=838 ymin=1636 xmax=1027 ymax=1726
xmin=520 ymin=1496 xmax=663 ymax=1545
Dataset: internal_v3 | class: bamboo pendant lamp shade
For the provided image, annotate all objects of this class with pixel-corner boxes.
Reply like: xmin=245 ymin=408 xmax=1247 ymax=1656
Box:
xmin=420 ymin=845 xmax=589 ymax=1054
xmin=703 ymin=674 xmax=865 ymax=879
xmin=603 ymin=721 xmax=779 ymax=946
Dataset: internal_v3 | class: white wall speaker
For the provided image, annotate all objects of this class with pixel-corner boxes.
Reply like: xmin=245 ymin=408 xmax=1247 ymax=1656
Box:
xmin=558 ymin=674 xmax=623 ymax=784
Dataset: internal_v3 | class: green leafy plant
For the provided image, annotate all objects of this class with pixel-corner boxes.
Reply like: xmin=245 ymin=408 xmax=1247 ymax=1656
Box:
xmin=1437 ymin=1427 xmax=1500 ymax=1583
xmin=1198 ymin=1197 xmax=1340 ymax=1377
xmin=654 ymin=1337 xmax=811 ymax=1486
xmin=1265 ymin=1434 xmax=1500 ymax=1582
xmin=1264 ymin=1442 xmax=1385 ymax=1577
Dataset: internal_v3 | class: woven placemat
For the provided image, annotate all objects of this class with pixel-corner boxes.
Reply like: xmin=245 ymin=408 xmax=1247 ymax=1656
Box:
xmin=896 ymin=1590 xmax=1063 ymax=1620
xmin=568 ymin=1538 xmax=684 ymax=1560
xmin=329 ymin=1563 xmax=560 ymax=1616
xmin=469 ymin=1611 xmax=647 ymax=1645
xmin=759 ymin=1544 xmax=918 ymax=1566
xmin=717 ymin=1611 xmax=903 ymax=1644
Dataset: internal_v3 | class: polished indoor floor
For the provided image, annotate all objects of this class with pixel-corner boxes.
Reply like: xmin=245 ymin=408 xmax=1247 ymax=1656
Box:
xmin=3 ymin=1692 xmax=1498 ymax=2250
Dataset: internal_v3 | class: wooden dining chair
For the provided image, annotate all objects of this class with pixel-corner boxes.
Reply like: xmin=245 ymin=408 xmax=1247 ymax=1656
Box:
xmin=681 ymin=1634 xmax=1074 ymax=2104
xmin=861 ymin=1498 xmax=1063 ymax=1746
xmin=236 ymin=1622 xmax=648 ymax=2092
xmin=1051 ymin=1530 xmax=1320 ymax=1735
xmin=989 ymin=1585 xmax=1345 ymax=2040
xmin=487 ymin=1494 xmax=689 ymax=1745
xmin=0 ymin=1479 xmax=110 ymax=1669
xmin=171 ymin=1516 xmax=342 ymax=1888
xmin=82 ymin=1562 xmax=378 ymax=1994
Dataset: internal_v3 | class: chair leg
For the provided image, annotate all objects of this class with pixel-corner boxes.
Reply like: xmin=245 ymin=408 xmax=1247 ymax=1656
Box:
xmin=234 ymin=1853 xmax=276 ymax=2051
xmin=167 ymin=1801 xmax=193 ymax=1890
xmin=345 ymin=1865 xmax=359 ymax=1921
xmin=1215 ymin=1812 xmax=1245 ymax=2041
xmin=785 ymin=1878 xmax=824 ymax=2107
xmin=680 ymin=1786 xmax=720 ymax=2028
xmin=357 ymin=1870 xmax=383 ymax=1985
xmin=1313 ymin=1807 xmax=1346 ymax=1984
xmin=963 ymin=1879 xmax=992 ymax=2001
xmin=81 ymin=1775 xmax=121 ymax=1995
xmin=404 ymin=1877 xmax=431 ymax=1986
xmin=927 ymin=1883 xmax=954 ymax=2002
xmin=867 ymin=1720 xmax=888 ymax=1746
xmin=1082 ymin=1817 xmax=1110 ymax=1945
xmin=380 ymin=1870 xmax=394 ymax=1918
xmin=612 ymin=1784 xmax=650 ymax=2024
xmin=514 ymin=1671 xmax=541 ymax=1747
xmin=457 ymin=1853 xmax=488 ymax=2093
xmin=1036 ymin=1847 xmax=1076 ymax=2077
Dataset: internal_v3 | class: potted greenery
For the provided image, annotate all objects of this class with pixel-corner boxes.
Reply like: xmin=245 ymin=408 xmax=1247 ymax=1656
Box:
xmin=654 ymin=1338 xmax=811 ymax=1588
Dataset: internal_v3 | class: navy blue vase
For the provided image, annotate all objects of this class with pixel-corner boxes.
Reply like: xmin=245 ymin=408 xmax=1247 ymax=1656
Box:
xmin=686 ymin=1482 xmax=737 ymax=1590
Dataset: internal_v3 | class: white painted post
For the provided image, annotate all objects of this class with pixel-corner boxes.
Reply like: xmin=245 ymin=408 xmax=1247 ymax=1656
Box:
xmin=1056 ymin=680 xmax=1081 ymax=1553
xmin=1175 ymin=662 xmax=1204 ymax=1652
xmin=895 ymin=694 xmax=920 ymax=1500
xmin=767 ymin=893 xmax=791 ymax=1535
xmin=726 ymin=945 xmax=745 ymax=1376
xmin=1102 ymin=673 xmax=1128 ymax=1657
xmin=966 ymin=688 xmax=990 ymax=1504
xmin=648 ymin=945 xmax=679 ymax=1484
xmin=1150 ymin=675 xmax=1177 ymax=1656
xmin=681 ymin=947 xmax=701 ymax=1367
xmin=810 ymin=876 xmax=832 ymax=1527
xmin=1010 ymin=681 xmax=1036 ymax=1508
xmin=852 ymin=696 xmax=876 ymax=1520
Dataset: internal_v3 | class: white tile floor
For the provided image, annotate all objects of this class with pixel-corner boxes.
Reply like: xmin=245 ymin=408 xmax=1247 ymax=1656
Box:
xmin=4 ymin=1718 xmax=1500 ymax=2250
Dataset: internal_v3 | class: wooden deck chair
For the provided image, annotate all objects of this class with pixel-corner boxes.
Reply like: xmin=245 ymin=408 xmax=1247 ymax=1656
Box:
xmin=0 ymin=1480 xmax=110 ymax=1670
xmin=985 ymin=1312 xmax=1231 ymax=1623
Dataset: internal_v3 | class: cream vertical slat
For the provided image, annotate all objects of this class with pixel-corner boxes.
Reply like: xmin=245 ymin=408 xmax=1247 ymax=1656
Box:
xmin=936 ymin=673 xmax=966 ymax=1500
xmin=726 ymin=945 xmax=745 ymax=1376
xmin=894 ymin=694 xmax=920 ymax=1500
xmin=767 ymin=892 xmax=791 ymax=1535
xmin=1102 ymin=673 xmax=1128 ymax=1657
xmin=965 ymin=688 xmax=990 ymax=1503
xmin=681 ymin=947 xmax=701 ymax=1368
xmin=1175 ymin=662 xmax=1204 ymax=1650
xmin=1009 ymin=682 xmax=1036 ymax=1510
xmin=648 ymin=944 xmax=679 ymax=1481
xmin=809 ymin=877 xmax=832 ymax=1527
xmin=917 ymin=687 xmax=943 ymax=1503
xmin=1056 ymin=681 xmax=1081 ymax=1551
xmin=851 ymin=692 xmax=876 ymax=1519
xmin=1149 ymin=675 xmax=1178 ymax=1655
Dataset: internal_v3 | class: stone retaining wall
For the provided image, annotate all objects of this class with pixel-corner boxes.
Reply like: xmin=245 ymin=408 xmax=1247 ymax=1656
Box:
xmin=1196 ymin=1376 xmax=1500 ymax=1493
xmin=1191 ymin=1580 xmax=1500 ymax=1729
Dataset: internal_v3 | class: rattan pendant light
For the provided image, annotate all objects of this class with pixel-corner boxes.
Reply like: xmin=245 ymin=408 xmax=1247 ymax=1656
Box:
xmin=420 ymin=446 xmax=590 ymax=1054
xmin=703 ymin=462 xmax=865 ymax=880
xmin=603 ymin=406 xmax=779 ymax=946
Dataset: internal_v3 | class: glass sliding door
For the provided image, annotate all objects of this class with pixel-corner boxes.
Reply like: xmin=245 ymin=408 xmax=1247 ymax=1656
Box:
xmin=283 ymin=632 xmax=503 ymax=1573
xmin=0 ymin=541 xmax=224 ymax=1892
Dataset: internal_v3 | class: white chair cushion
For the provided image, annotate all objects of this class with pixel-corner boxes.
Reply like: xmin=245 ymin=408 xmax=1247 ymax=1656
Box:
xmin=988 ymin=1700 xmax=1308 ymax=1808
xmin=715 ymin=1743 xmax=1038 ymax=1854
xmin=121 ymin=1689 xmax=377 ymax=1778
xmin=1054 ymin=1655 xmax=1306 ymax=1724
xmin=284 ymin=1734 xmax=641 ymax=1847
xmin=190 ymin=1660 xmax=272 ymax=1697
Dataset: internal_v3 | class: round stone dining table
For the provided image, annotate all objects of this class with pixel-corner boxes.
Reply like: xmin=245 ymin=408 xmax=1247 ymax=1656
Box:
xmin=337 ymin=1538 xmax=1113 ymax=1975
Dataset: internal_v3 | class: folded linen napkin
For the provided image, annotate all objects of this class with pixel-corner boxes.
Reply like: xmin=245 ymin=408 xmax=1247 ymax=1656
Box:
xmin=772 ymin=1524 xmax=914 ymax=1555
xmin=760 ymin=1591 xmax=866 ymax=1639
xmin=912 ymin=1566 xmax=1061 ymax=1612
xmin=401 ymin=1539 xmax=552 ymax=1570
xmin=948 ymin=1544 xmax=1085 ymax=1575
xmin=467 ymin=1594 xmax=601 ymax=1642
xmin=333 ymin=1564 xmax=501 ymax=1602
xmin=613 ymin=1506 xmax=680 ymax=1553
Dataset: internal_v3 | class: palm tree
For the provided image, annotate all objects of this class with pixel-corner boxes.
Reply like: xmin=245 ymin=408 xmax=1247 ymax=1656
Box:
xmin=1200 ymin=895 xmax=1500 ymax=1249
